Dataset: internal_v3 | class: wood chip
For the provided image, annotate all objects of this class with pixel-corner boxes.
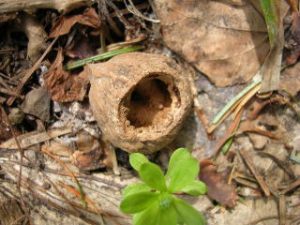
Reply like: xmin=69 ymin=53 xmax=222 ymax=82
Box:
xmin=0 ymin=127 xmax=72 ymax=150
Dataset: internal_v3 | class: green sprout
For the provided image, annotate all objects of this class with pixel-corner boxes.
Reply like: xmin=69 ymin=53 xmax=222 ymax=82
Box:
xmin=120 ymin=148 xmax=207 ymax=225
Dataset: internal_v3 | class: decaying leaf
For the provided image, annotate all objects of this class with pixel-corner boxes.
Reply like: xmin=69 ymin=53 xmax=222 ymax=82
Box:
xmin=65 ymin=35 xmax=97 ymax=59
xmin=153 ymin=0 xmax=269 ymax=87
xmin=0 ymin=127 xmax=72 ymax=150
xmin=21 ymin=87 xmax=50 ymax=121
xmin=72 ymin=132 xmax=106 ymax=171
xmin=44 ymin=48 xmax=89 ymax=102
xmin=20 ymin=14 xmax=47 ymax=62
xmin=49 ymin=8 xmax=101 ymax=38
xmin=199 ymin=160 xmax=238 ymax=208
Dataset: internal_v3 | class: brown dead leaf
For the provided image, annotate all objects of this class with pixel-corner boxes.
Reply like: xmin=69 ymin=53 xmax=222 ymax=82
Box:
xmin=154 ymin=0 xmax=269 ymax=87
xmin=286 ymin=12 xmax=300 ymax=65
xmin=199 ymin=159 xmax=238 ymax=208
xmin=65 ymin=36 xmax=97 ymax=59
xmin=280 ymin=62 xmax=300 ymax=96
xmin=44 ymin=48 xmax=89 ymax=102
xmin=21 ymin=87 xmax=50 ymax=121
xmin=20 ymin=14 xmax=47 ymax=62
xmin=72 ymin=132 xmax=106 ymax=171
xmin=49 ymin=8 xmax=101 ymax=38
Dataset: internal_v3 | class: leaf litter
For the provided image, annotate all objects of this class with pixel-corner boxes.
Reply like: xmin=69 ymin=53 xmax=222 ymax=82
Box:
xmin=0 ymin=1 xmax=300 ymax=225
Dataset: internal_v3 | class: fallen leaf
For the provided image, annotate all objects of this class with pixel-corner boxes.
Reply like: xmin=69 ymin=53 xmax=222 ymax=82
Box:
xmin=49 ymin=8 xmax=101 ymax=38
xmin=280 ymin=63 xmax=300 ymax=96
xmin=21 ymin=87 xmax=50 ymax=121
xmin=153 ymin=0 xmax=269 ymax=87
xmin=20 ymin=14 xmax=47 ymax=62
xmin=286 ymin=12 xmax=300 ymax=65
xmin=65 ymin=35 xmax=97 ymax=59
xmin=44 ymin=48 xmax=89 ymax=102
xmin=72 ymin=132 xmax=106 ymax=171
xmin=199 ymin=159 xmax=238 ymax=208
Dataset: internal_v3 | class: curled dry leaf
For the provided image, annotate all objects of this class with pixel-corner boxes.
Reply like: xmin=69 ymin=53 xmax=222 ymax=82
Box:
xmin=49 ymin=8 xmax=101 ymax=38
xmin=44 ymin=48 xmax=89 ymax=102
xmin=65 ymin=35 xmax=97 ymax=59
xmin=199 ymin=159 xmax=238 ymax=208
xmin=72 ymin=132 xmax=107 ymax=171
xmin=20 ymin=14 xmax=47 ymax=62
xmin=153 ymin=0 xmax=269 ymax=87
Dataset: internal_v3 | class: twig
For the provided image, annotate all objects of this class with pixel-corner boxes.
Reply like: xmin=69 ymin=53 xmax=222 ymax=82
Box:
xmin=123 ymin=0 xmax=160 ymax=23
xmin=7 ymin=37 xmax=58 ymax=106
xmin=279 ymin=194 xmax=286 ymax=225
xmin=0 ymin=106 xmax=31 ymax=223
xmin=239 ymin=148 xmax=271 ymax=196
xmin=281 ymin=178 xmax=300 ymax=194
xmin=258 ymin=152 xmax=295 ymax=179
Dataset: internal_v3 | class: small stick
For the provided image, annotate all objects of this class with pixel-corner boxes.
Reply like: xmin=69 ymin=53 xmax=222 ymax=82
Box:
xmin=279 ymin=194 xmax=286 ymax=225
xmin=7 ymin=37 xmax=58 ymax=106
xmin=239 ymin=148 xmax=271 ymax=196
xmin=281 ymin=178 xmax=300 ymax=194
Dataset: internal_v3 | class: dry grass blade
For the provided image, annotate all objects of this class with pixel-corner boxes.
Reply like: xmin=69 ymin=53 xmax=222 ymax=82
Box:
xmin=279 ymin=194 xmax=286 ymax=225
xmin=239 ymin=148 xmax=270 ymax=196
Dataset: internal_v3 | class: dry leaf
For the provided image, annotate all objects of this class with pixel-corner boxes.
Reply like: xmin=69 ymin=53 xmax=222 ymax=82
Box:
xmin=280 ymin=63 xmax=300 ymax=96
xmin=153 ymin=0 xmax=269 ymax=87
xmin=65 ymin=36 xmax=97 ymax=59
xmin=44 ymin=48 xmax=89 ymax=102
xmin=21 ymin=87 xmax=50 ymax=121
xmin=72 ymin=132 xmax=107 ymax=171
xmin=20 ymin=14 xmax=47 ymax=62
xmin=49 ymin=8 xmax=101 ymax=38
xmin=199 ymin=159 xmax=238 ymax=208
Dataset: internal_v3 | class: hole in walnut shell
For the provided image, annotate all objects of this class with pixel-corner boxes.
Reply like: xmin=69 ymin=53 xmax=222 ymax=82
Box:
xmin=122 ymin=74 xmax=180 ymax=128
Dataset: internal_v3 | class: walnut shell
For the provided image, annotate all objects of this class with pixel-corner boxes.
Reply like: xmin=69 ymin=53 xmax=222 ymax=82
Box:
xmin=88 ymin=52 xmax=192 ymax=153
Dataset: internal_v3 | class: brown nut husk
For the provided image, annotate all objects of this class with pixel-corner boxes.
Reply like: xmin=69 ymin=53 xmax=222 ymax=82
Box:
xmin=88 ymin=52 xmax=192 ymax=153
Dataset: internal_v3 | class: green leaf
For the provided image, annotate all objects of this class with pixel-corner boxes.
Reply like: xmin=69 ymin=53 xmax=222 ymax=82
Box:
xmin=166 ymin=149 xmax=199 ymax=193
xmin=181 ymin=180 xmax=207 ymax=196
xmin=122 ymin=183 xmax=151 ymax=198
xmin=129 ymin=153 xmax=149 ymax=171
xmin=133 ymin=202 xmax=159 ymax=225
xmin=120 ymin=191 xmax=159 ymax=214
xmin=157 ymin=205 xmax=177 ymax=225
xmin=259 ymin=0 xmax=280 ymax=47
xmin=174 ymin=198 xmax=206 ymax=225
xmin=139 ymin=162 xmax=167 ymax=191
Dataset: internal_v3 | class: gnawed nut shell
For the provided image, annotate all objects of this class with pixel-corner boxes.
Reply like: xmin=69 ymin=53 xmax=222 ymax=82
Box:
xmin=88 ymin=52 xmax=192 ymax=153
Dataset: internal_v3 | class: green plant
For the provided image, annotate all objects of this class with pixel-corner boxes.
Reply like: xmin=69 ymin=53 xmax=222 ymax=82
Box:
xmin=120 ymin=148 xmax=207 ymax=225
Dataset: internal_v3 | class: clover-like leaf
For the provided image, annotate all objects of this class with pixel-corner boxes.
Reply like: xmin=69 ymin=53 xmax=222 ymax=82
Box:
xmin=181 ymin=180 xmax=207 ymax=196
xmin=166 ymin=149 xmax=199 ymax=193
xmin=133 ymin=202 xmax=159 ymax=225
xmin=174 ymin=198 xmax=206 ymax=225
xmin=139 ymin=162 xmax=167 ymax=191
xmin=122 ymin=183 xmax=151 ymax=198
xmin=120 ymin=191 xmax=159 ymax=214
xmin=129 ymin=153 xmax=149 ymax=171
